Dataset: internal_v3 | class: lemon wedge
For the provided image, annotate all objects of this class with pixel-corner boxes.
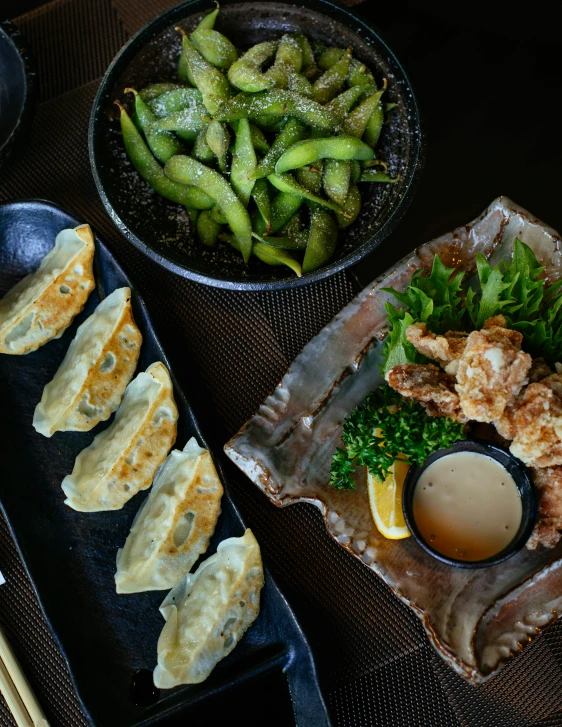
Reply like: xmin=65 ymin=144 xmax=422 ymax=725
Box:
xmin=367 ymin=458 xmax=411 ymax=540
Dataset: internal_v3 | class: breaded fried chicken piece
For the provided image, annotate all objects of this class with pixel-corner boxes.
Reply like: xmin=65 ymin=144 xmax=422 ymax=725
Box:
xmin=506 ymin=375 xmax=562 ymax=467
xmin=455 ymin=320 xmax=532 ymax=423
xmin=494 ymin=361 xmax=552 ymax=439
xmin=406 ymin=323 xmax=468 ymax=375
xmin=386 ymin=363 xmax=467 ymax=422
xmin=527 ymin=466 xmax=562 ymax=549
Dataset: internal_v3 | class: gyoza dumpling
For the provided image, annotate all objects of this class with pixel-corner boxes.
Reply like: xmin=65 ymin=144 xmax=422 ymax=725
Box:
xmin=33 ymin=287 xmax=142 ymax=437
xmin=61 ymin=362 xmax=178 ymax=512
xmin=153 ymin=529 xmax=264 ymax=688
xmin=115 ymin=437 xmax=223 ymax=593
xmin=0 ymin=224 xmax=95 ymax=355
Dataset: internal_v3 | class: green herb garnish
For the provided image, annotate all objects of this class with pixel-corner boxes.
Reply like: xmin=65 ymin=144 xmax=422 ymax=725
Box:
xmin=382 ymin=238 xmax=562 ymax=371
xmin=330 ymin=386 xmax=465 ymax=490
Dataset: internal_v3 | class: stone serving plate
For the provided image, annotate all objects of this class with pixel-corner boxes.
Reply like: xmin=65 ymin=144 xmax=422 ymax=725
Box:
xmin=225 ymin=197 xmax=562 ymax=684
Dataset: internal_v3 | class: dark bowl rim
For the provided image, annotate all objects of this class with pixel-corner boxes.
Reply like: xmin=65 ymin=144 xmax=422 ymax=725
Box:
xmin=0 ymin=18 xmax=37 ymax=168
xmin=88 ymin=0 xmax=425 ymax=291
xmin=402 ymin=439 xmax=538 ymax=570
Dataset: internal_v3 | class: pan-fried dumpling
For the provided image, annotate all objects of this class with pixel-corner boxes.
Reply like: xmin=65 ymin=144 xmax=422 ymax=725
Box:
xmin=153 ymin=529 xmax=264 ymax=688
xmin=33 ymin=287 xmax=142 ymax=437
xmin=61 ymin=362 xmax=178 ymax=512
xmin=115 ymin=437 xmax=223 ymax=593
xmin=0 ymin=224 xmax=95 ymax=355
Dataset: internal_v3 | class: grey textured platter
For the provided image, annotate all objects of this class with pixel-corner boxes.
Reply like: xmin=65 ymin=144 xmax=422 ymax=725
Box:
xmin=0 ymin=199 xmax=331 ymax=727
xmin=225 ymin=196 xmax=562 ymax=684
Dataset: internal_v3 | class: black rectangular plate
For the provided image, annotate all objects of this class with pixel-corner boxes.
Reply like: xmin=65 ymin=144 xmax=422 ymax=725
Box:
xmin=0 ymin=199 xmax=331 ymax=727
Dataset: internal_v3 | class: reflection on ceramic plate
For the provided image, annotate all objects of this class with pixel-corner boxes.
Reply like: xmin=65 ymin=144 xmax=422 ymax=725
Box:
xmin=224 ymin=197 xmax=562 ymax=684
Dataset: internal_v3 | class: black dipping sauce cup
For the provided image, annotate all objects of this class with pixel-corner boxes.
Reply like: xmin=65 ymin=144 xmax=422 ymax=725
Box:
xmin=402 ymin=440 xmax=538 ymax=569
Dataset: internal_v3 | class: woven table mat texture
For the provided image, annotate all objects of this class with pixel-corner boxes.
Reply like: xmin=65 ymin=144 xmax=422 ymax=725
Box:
xmin=1 ymin=1 xmax=562 ymax=726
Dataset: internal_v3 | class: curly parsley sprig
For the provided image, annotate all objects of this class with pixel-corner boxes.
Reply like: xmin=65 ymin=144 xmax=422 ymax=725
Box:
xmin=330 ymin=386 xmax=466 ymax=490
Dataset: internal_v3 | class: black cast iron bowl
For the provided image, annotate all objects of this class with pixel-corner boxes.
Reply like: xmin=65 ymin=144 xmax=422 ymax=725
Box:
xmin=89 ymin=0 xmax=423 ymax=291
xmin=0 ymin=19 xmax=37 ymax=168
xmin=402 ymin=440 xmax=538 ymax=569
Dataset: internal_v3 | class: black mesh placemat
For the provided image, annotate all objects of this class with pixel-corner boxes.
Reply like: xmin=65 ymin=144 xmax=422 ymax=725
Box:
xmin=1 ymin=1 xmax=562 ymax=725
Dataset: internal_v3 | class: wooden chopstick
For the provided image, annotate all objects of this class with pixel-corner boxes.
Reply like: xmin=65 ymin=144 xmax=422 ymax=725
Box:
xmin=0 ymin=626 xmax=50 ymax=727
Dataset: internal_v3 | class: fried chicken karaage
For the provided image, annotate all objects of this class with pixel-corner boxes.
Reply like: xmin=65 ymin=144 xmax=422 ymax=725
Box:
xmin=405 ymin=323 xmax=467 ymax=375
xmin=527 ymin=466 xmax=562 ymax=549
xmin=386 ymin=363 xmax=467 ymax=422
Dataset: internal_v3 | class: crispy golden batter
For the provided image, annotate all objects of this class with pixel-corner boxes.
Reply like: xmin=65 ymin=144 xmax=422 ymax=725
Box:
xmin=506 ymin=375 xmax=562 ymax=467
xmin=455 ymin=322 xmax=531 ymax=423
xmin=406 ymin=323 xmax=468 ymax=375
xmin=527 ymin=467 xmax=562 ymax=549
xmin=386 ymin=363 xmax=467 ymax=422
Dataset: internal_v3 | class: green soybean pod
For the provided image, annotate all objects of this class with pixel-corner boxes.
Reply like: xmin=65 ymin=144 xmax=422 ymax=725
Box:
xmin=312 ymin=47 xmax=352 ymax=104
xmin=323 ymin=158 xmax=351 ymax=207
xmin=249 ymin=124 xmax=270 ymax=155
xmin=360 ymin=169 xmax=400 ymax=183
xmin=252 ymin=115 xmax=286 ymax=133
xmin=206 ymin=119 xmax=230 ymax=172
xmin=295 ymin=33 xmax=318 ymax=79
xmin=186 ymin=207 xmax=199 ymax=227
xmin=195 ymin=2 xmax=219 ymax=30
xmin=295 ymin=162 xmax=323 ymax=195
xmin=149 ymin=103 xmax=208 ymax=140
xmin=215 ymin=90 xmax=338 ymax=132
xmin=364 ymin=100 xmax=384 ymax=147
xmin=140 ymin=83 xmax=187 ymax=102
xmin=318 ymin=47 xmax=343 ymax=71
xmin=350 ymin=160 xmax=361 ymax=183
xmin=255 ymin=234 xmax=306 ymax=250
xmin=177 ymin=54 xmax=195 ymax=85
xmin=116 ymin=102 xmax=213 ymax=209
xmin=191 ymin=28 xmax=238 ymax=70
xmin=253 ymin=191 xmax=302 ymax=236
xmin=148 ymin=87 xmax=203 ymax=118
xmin=178 ymin=31 xmax=233 ymax=115
xmin=268 ymin=173 xmax=345 ymax=216
xmin=126 ymin=88 xmax=182 ymax=164
xmin=318 ymin=48 xmax=374 ymax=86
xmin=210 ymin=205 xmax=228 ymax=224
xmin=251 ymin=178 xmax=271 ymax=233
xmin=287 ymin=72 xmax=314 ymax=99
xmin=253 ymin=117 xmax=306 ymax=179
xmin=275 ymin=136 xmax=374 ymax=174
xmin=253 ymin=241 xmax=302 ymax=276
xmin=193 ymin=128 xmax=215 ymax=163
xmin=197 ymin=209 xmax=221 ymax=246
xmin=302 ymin=207 xmax=338 ymax=273
xmin=343 ymin=82 xmax=386 ymax=139
xmin=165 ymin=155 xmax=253 ymax=263
xmin=228 ymin=41 xmax=278 ymax=93
xmin=327 ymin=83 xmax=375 ymax=122
xmin=335 ymin=182 xmax=361 ymax=228
xmin=265 ymin=34 xmax=303 ymax=88
xmin=230 ymin=118 xmax=257 ymax=206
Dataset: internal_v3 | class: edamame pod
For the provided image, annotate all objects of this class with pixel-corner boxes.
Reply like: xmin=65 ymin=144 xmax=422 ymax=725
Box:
xmin=253 ymin=191 xmax=303 ymax=236
xmin=177 ymin=54 xmax=194 ymax=84
xmin=227 ymin=235 xmax=302 ymax=276
xmin=228 ymin=41 xmax=278 ymax=92
xmin=148 ymin=87 xmax=203 ymax=118
xmin=197 ymin=209 xmax=221 ymax=246
xmin=210 ymin=205 xmax=228 ymax=224
xmin=251 ymin=178 xmax=271 ymax=233
xmin=116 ymin=103 xmax=213 ymax=209
xmin=178 ymin=31 xmax=233 ymax=114
xmin=193 ymin=128 xmax=215 ymax=163
xmin=275 ymin=136 xmax=374 ymax=174
xmin=360 ymin=169 xmax=400 ymax=183
xmin=253 ymin=117 xmax=306 ymax=179
xmin=312 ymin=48 xmax=351 ymax=104
xmin=140 ymin=83 xmax=186 ymax=102
xmin=215 ymin=90 xmax=338 ymax=132
xmin=126 ymin=88 xmax=182 ymax=164
xmin=206 ymin=119 xmax=230 ymax=172
xmin=364 ymin=100 xmax=384 ymax=147
xmin=327 ymin=83 xmax=375 ymax=122
xmin=318 ymin=47 xmax=375 ymax=87
xmin=350 ymin=160 xmax=361 ymax=183
xmin=249 ymin=124 xmax=270 ymax=154
xmin=265 ymin=34 xmax=302 ymax=88
xmin=253 ymin=233 xmax=307 ymax=250
xmin=287 ymin=72 xmax=314 ymax=99
xmin=268 ymin=173 xmax=347 ymax=216
xmin=295 ymin=33 xmax=318 ymax=79
xmin=335 ymin=182 xmax=361 ymax=228
xmin=165 ymin=155 xmax=253 ymax=262
xmin=303 ymin=207 xmax=338 ymax=273
xmin=149 ymin=103 xmax=208 ymax=140
xmin=296 ymin=162 xmax=323 ymax=194
xmin=191 ymin=28 xmax=238 ymax=70
xmin=230 ymin=118 xmax=256 ymax=206
xmin=343 ymin=81 xmax=386 ymax=138
xmin=323 ymin=158 xmax=351 ymax=207
xmin=195 ymin=2 xmax=219 ymax=31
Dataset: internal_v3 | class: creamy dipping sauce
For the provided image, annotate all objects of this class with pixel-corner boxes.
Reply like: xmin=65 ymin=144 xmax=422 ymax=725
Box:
xmin=412 ymin=452 xmax=522 ymax=561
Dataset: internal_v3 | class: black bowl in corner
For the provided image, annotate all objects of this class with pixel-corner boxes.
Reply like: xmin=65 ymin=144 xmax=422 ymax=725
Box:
xmin=0 ymin=19 xmax=37 ymax=168
xmin=402 ymin=440 xmax=538 ymax=569
xmin=89 ymin=0 xmax=423 ymax=291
